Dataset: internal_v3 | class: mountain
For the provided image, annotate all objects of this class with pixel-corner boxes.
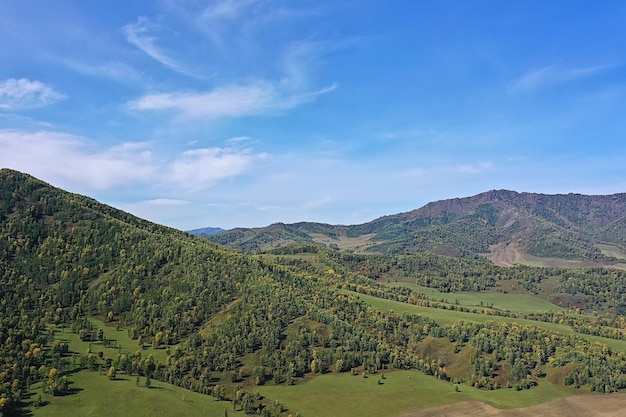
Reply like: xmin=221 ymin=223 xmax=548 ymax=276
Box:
xmin=187 ymin=226 xmax=227 ymax=236
xmin=208 ymin=189 xmax=626 ymax=263
xmin=4 ymin=168 xmax=626 ymax=415
xmin=0 ymin=168 xmax=286 ymax=412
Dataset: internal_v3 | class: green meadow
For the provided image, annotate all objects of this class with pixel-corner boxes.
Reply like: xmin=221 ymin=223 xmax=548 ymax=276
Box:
xmin=385 ymin=281 xmax=566 ymax=314
xmin=56 ymin=318 xmax=170 ymax=365
xmin=27 ymin=367 xmax=579 ymax=417
xmin=258 ymin=370 xmax=577 ymax=417
xmin=28 ymin=371 xmax=242 ymax=417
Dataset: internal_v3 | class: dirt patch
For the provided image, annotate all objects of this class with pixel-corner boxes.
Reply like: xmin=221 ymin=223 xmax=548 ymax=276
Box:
xmin=310 ymin=233 xmax=376 ymax=251
xmin=431 ymin=245 xmax=462 ymax=257
xmin=483 ymin=242 xmax=626 ymax=270
xmin=399 ymin=394 xmax=626 ymax=417
xmin=483 ymin=242 xmax=522 ymax=267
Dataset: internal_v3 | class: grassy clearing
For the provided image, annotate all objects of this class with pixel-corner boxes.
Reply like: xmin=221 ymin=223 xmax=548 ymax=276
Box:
xmin=597 ymin=243 xmax=626 ymax=260
xmin=56 ymin=318 xmax=170 ymax=365
xmin=385 ymin=282 xmax=566 ymax=314
xmin=27 ymin=370 xmax=241 ymax=417
xmin=258 ymin=370 xmax=576 ymax=417
xmin=25 ymin=366 xmax=576 ymax=417
xmin=348 ymin=291 xmax=626 ymax=352
xmin=309 ymin=233 xmax=376 ymax=251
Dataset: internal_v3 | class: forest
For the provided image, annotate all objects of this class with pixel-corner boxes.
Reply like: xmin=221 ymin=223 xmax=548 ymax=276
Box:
xmin=3 ymin=169 xmax=626 ymax=416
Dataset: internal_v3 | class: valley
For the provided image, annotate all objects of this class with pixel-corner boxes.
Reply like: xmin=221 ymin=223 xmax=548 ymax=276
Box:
xmin=3 ymin=169 xmax=626 ymax=417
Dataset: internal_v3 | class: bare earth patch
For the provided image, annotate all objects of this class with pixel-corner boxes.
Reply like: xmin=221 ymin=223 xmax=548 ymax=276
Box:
xmin=310 ymin=233 xmax=376 ymax=251
xmin=483 ymin=242 xmax=522 ymax=267
xmin=484 ymin=242 xmax=626 ymax=270
xmin=400 ymin=394 xmax=626 ymax=417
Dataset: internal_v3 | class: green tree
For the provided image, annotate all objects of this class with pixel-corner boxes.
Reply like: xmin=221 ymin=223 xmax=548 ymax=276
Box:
xmin=107 ymin=366 xmax=116 ymax=380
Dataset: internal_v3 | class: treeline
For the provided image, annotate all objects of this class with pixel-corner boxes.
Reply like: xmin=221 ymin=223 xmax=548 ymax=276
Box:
xmin=553 ymin=267 xmax=626 ymax=313
xmin=315 ymin=249 xmax=550 ymax=293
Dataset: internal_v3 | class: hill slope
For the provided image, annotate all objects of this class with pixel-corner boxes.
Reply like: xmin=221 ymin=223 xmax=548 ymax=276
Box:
xmin=208 ymin=189 xmax=626 ymax=262
xmin=4 ymin=169 xmax=626 ymax=416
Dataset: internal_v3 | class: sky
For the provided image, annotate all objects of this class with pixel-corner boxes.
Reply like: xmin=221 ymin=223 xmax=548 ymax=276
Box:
xmin=1 ymin=1 xmax=626 ymax=230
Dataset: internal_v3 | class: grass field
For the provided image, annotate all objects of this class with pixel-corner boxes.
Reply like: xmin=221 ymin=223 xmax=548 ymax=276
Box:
xmin=26 ymin=366 xmax=580 ymax=417
xmin=56 ymin=318 xmax=170 ymax=365
xmin=258 ymin=370 xmax=577 ymax=417
xmin=597 ymin=243 xmax=626 ymax=260
xmin=348 ymin=290 xmax=626 ymax=352
xmin=27 ymin=370 xmax=242 ymax=417
xmin=385 ymin=282 xmax=566 ymax=314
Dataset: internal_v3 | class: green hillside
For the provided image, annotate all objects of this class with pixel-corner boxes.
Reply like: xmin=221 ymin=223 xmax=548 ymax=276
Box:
xmin=3 ymin=169 xmax=626 ymax=417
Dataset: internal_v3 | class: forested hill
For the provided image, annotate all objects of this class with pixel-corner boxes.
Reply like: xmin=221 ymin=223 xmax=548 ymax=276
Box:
xmin=5 ymin=168 xmax=626 ymax=416
xmin=0 ymin=168 xmax=285 ymax=413
xmin=208 ymin=189 xmax=626 ymax=261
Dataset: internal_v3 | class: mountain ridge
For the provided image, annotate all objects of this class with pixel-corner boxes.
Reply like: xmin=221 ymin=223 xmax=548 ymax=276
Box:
xmin=207 ymin=189 xmax=626 ymax=263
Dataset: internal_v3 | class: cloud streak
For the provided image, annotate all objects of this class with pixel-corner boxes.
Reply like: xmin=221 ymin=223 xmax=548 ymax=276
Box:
xmin=62 ymin=60 xmax=144 ymax=83
xmin=123 ymin=17 xmax=197 ymax=77
xmin=509 ymin=64 xmax=613 ymax=93
xmin=0 ymin=78 xmax=66 ymax=110
xmin=201 ymin=0 xmax=259 ymax=21
xmin=127 ymin=82 xmax=336 ymax=119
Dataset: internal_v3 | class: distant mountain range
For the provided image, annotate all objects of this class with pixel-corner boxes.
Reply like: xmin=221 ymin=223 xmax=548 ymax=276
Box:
xmin=206 ymin=189 xmax=626 ymax=265
xmin=187 ymin=226 xmax=227 ymax=236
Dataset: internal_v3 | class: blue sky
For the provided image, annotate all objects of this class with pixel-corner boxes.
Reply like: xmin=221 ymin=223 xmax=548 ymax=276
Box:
xmin=1 ymin=1 xmax=626 ymax=229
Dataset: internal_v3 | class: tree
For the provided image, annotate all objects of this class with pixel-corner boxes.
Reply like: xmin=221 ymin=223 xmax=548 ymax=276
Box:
xmin=47 ymin=368 xmax=68 ymax=396
xmin=107 ymin=366 xmax=116 ymax=380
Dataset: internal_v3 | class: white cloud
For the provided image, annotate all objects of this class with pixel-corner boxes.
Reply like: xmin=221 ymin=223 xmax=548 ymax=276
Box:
xmin=0 ymin=78 xmax=66 ymax=110
xmin=227 ymin=136 xmax=252 ymax=143
xmin=168 ymin=147 xmax=256 ymax=190
xmin=127 ymin=82 xmax=336 ymax=119
xmin=0 ymin=130 xmax=154 ymax=190
xmin=128 ymin=83 xmax=274 ymax=118
xmin=0 ymin=129 xmax=261 ymax=193
xmin=143 ymin=198 xmax=190 ymax=206
xmin=123 ymin=17 xmax=195 ymax=77
xmin=509 ymin=64 xmax=612 ymax=93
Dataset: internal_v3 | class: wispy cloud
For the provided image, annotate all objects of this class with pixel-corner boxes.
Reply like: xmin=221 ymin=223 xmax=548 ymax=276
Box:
xmin=0 ymin=78 xmax=66 ymax=110
xmin=509 ymin=64 xmax=613 ymax=93
xmin=165 ymin=0 xmax=322 ymax=56
xmin=123 ymin=17 xmax=197 ymax=77
xmin=402 ymin=161 xmax=495 ymax=178
xmin=62 ymin=60 xmax=144 ymax=83
xmin=127 ymin=82 xmax=336 ymax=119
xmin=446 ymin=161 xmax=495 ymax=174
xmin=201 ymin=0 xmax=259 ymax=21
xmin=143 ymin=198 xmax=190 ymax=206
xmin=195 ymin=0 xmax=297 ymax=48
xmin=0 ymin=129 xmax=262 ymax=193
